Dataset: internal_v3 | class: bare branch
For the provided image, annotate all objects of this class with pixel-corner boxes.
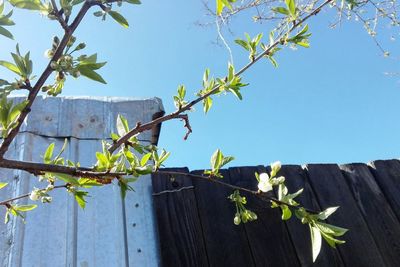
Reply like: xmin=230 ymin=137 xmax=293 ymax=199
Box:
xmin=177 ymin=114 xmax=192 ymax=140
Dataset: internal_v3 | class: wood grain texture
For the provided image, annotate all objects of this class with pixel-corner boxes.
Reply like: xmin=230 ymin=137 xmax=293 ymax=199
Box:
xmin=152 ymin=168 xmax=209 ymax=267
xmin=192 ymin=169 xmax=255 ymax=267
xmin=306 ymin=164 xmax=386 ymax=267
xmin=340 ymin=163 xmax=400 ymax=266
xmin=229 ymin=166 xmax=300 ymax=267
xmin=279 ymin=165 xmax=343 ymax=267
xmin=368 ymin=160 xmax=400 ymax=222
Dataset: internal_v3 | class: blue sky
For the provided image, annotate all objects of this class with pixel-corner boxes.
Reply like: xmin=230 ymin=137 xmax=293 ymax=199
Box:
xmin=1 ymin=1 xmax=400 ymax=169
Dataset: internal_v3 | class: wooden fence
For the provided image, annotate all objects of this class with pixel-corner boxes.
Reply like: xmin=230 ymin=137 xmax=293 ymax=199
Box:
xmin=152 ymin=160 xmax=400 ymax=267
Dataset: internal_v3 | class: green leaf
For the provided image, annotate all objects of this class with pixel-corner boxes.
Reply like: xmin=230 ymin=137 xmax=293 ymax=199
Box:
xmin=272 ymin=7 xmax=289 ymax=15
xmin=71 ymin=0 xmax=85 ymax=5
xmin=221 ymin=156 xmax=234 ymax=167
xmin=140 ymin=152 xmax=152 ymax=166
xmin=50 ymin=172 xmax=80 ymax=186
xmin=9 ymin=0 xmax=44 ymax=11
xmin=0 ymin=182 xmax=8 ymax=189
xmin=177 ymin=85 xmax=186 ymax=99
xmin=96 ymin=152 xmax=109 ymax=167
xmin=228 ymin=88 xmax=242 ymax=100
xmin=320 ymin=231 xmax=346 ymax=248
xmin=203 ymin=96 xmax=212 ymax=113
xmin=14 ymin=204 xmax=37 ymax=211
xmin=234 ymin=39 xmax=249 ymax=50
xmin=43 ymin=143 xmax=55 ymax=163
xmin=78 ymin=66 xmax=106 ymax=84
xmin=78 ymin=178 xmax=102 ymax=187
xmin=310 ymin=225 xmax=322 ymax=262
xmin=285 ymin=0 xmax=296 ymax=17
xmin=54 ymin=138 xmax=68 ymax=161
xmin=7 ymin=100 xmax=27 ymax=125
xmin=315 ymin=221 xmax=348 ymax=237
xmin=281 ymin=205 xmax=292 ymax=220
xmin=125 ymin=0 xmax=141 ymax=4
xmin=108 ymin=11 xmax=129 ymax=28
xmin=268 ymin=56 xmax=278 ymax=67
xmin=318 ymin=206 xmax=339 ymax=220
xmin=4 ymin=210 xmax=9 ymax=224
xmin=74 ymin=190 xmax=88 ymax=209
xmin=211 ymin=149 xmax=223 ymax=171
xmin=0 ymin=26 xmax=13 ymax=39
xmin=0 ymin=60 xmax=21 ymax=75
xmin=116 ymin=114 xmax=129 ymax=136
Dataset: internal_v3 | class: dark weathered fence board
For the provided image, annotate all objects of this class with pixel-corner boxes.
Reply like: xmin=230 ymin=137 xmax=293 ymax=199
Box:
xmin=192 ymin=169 xmax=255 ymax=267
xmin=368 ymin=160 xmax=400 ymax=222
xmin=340 ymin=163 xmax=400 ymax=266
xmin=229 ymin=166 xmax=300 ymax=267
xmin=152 ymin=161 xmax=400 ymax=267
xmin=306 ymin=164 xmax=386 ymax=267
xmin=280 ymin=165 xmax=343 ymax=267
xmin=152 ymin=168 xmax=209 ymax=267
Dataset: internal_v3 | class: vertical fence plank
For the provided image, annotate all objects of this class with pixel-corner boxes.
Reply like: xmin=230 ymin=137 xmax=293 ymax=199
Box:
xmin=279 ymin=165 xmax=343 ymax=267
xmin=75 ymin=139 xmax=128 ymax=267
xmin=306 ymin=164 xmax=386 ymax=267
xmin=340 ymin=163 xmax=400 ymax=266
xmin=192 ymin=169 xmax=255 ymax=267
xmin=368 ymin=160 xmax=400 ymax=222
xmin=0 ymin=136 xmax=19 ymax=267
xmin=152 ymin=168 xmax=209 ymax=267
xmin=229 ymin=166 xmax=300 ymax=267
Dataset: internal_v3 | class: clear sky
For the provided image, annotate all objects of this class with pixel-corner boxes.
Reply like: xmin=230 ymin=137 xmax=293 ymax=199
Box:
xmin=1 ymin=1 xmax=400 ymax=169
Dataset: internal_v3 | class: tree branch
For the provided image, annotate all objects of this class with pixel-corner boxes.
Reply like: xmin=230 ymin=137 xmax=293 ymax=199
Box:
xmin=0 ymin=159 xmax=125 ymax=178
xmin=108 ymin=0 xmax=333 ymax=154
xmin=0 ymin=1 xmax=95 ymax=158
xmin=50 ymin=0 xmax=69 ymax=31
xmin=157 ymin=170 xmax=320 ymax=214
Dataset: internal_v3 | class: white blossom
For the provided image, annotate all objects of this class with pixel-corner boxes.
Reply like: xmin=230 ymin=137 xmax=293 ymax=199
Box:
xmin=29 ymin=189 xmax=40 ymax=201
xmin=258 ymin=173 xmax=272 ymax=193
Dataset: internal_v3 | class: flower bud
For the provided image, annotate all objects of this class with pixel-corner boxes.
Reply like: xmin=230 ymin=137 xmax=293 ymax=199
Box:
xmin=270 ymin=161 xmax=282 ymax=177
xmin=44 ymin=49 xmax=54 ymax=58
xmin=46 ymin=184 xmax=54 ymax=191
xmin=29 ymin=189 xmax=40 ymax=201
xmin=50 ymin=61 xmax=58 ymax=70
xmin=75 ymin=43 xmax=86 ymax=51
xmin=72 ymin=70 xmax=81 ymax=78
xmin=234 ymin=214 xmax=241 ymax=225
xmin=41 ymin=196 xmax=52 ymax=203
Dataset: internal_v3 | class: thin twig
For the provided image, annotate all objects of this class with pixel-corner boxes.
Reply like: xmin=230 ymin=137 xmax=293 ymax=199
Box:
xmin=157 ymin=170 xmax=320 ymax=214
xmin=176 ymin=114 xmax=192 ymax=140
xmin=0 ymin=184 xmax=67 ymax=206
xmin=108 ymin=0 xmax=334 ymax=154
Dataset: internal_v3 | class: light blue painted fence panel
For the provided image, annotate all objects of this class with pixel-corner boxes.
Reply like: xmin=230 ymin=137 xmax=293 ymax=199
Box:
xmin=0 ymin=96 xmax=163 ymax=267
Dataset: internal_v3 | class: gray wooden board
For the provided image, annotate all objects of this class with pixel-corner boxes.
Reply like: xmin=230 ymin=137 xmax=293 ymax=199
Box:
xmin=340 ymin=163 xmax=400 ymax=266
xmin=279 ymin=165 xmax=344 ymax=267
xmin=191 ymin=169 xmax=255 ymax=267
xmin=228 ymin=166 xmax=300 ymax=267
xmin=306 ymin=164 xmax=386 ymax=267
xmin=368 ymin=160 xmax=400 ymax=222
xmin=152 ymin=168 xmax=209 ymax=267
